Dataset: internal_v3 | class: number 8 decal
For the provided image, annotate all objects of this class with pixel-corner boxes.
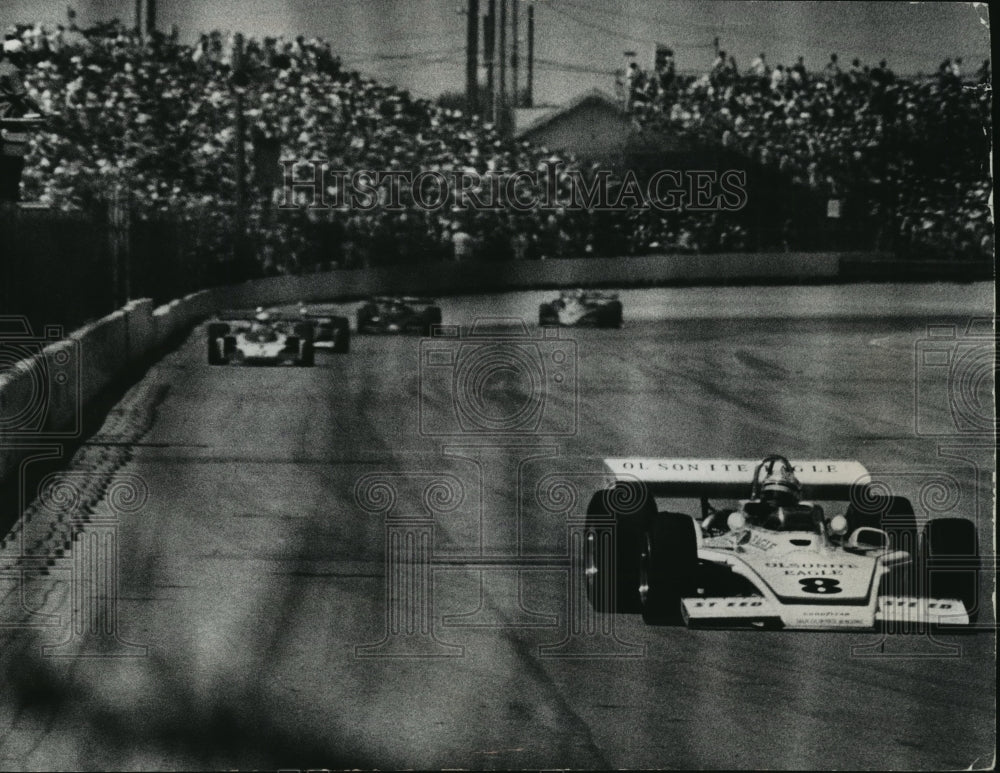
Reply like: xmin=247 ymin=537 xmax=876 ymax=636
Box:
xmin=799 ymin=577 xmax=842 ymax=594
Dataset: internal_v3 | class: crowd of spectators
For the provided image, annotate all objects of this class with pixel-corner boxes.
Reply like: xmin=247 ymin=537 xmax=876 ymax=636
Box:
xmin=625 ymin=49 xmax=993 ymax=260
xmin=4 ymin=16 xmax=994 ymax=274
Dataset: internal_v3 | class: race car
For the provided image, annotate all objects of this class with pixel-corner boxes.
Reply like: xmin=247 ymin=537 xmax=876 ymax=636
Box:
xmin=583 ymin=455 xmax=981 ymax=629
xmin=207 ymin=308 xmax=315 ymax=366
xmin=539 ymin=289 xmax=622 ymax=328
xmin=296 ymin=303 xmax=351 ymax=353
xmin=356 ymin=296 xmax=442 ymax=336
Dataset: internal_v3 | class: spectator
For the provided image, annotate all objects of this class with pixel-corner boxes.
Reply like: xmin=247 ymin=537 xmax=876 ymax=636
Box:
xmin=625 ymin=62 xmax=640 ymax=108
xmin=770 ymin=63 xmax=786 ymax=91
xmin=848 ymin=58 xmax=864 ymax=84
xmin=451 ymin=223 xmax=473 ymax=261
xmin=823 ymin=53 xmax=841 ymax=82
xmin=791 ymin=56 xmax=807 ymax=85
xmin=1 ymin=39 xmax=40 ymax=117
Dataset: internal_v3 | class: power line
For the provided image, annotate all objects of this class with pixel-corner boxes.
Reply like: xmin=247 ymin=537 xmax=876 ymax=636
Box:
xmin=560 ymin=0 xmax=721 ymax=33
xmin=533 ymin=57 xmax=616 ymax=76
xmin=544 ymin=3 xmax=714 ymax=49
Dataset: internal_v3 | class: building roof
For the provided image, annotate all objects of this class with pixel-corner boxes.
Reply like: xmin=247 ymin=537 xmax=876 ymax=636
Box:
xmin=513 ymin=88 xmax=633 ymax=139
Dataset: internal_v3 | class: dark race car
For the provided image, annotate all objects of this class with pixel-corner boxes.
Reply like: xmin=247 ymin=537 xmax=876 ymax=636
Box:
xmin=297 ymin=303 xmax=351 ymax=353
xmin=539 ymin=289 xmax=622 ymax=328
xmin=356 ymin=296 xmax=442 ymax=336
xmin=207 ymin=308 xmax=314 ymax=366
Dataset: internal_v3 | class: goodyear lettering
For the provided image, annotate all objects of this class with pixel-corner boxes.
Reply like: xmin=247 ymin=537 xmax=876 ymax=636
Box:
xmin=799 ymin=610 xmax=853 ymax=617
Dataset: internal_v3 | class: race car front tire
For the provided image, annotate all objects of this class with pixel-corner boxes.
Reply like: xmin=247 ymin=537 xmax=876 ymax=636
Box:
xmin=293 ymin=323 xmax=315 ymax=366
xmin=207 ymin=323 xmax=230 ymax=364
xmin=584 ymin=482 xmax=654 ymax=614
xmin=604 ymin=301 xmax=624 ymax=329
xmin=331 ymin=317 xmax=350 ymax=353
xmin=423 ymin=307 xmax=443 ymax=336
xmin=922 ymin=517 xmax=980 ymax=624
xmin=639 ymin=513 xmax=698 ymax=624
xmin=356 ymin=307 xmax=375 ymax=333
xmin=539 ymin=304 xmax=558 ymax=326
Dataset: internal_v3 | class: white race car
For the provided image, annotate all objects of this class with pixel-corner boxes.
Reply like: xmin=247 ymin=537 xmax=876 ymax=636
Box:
xmin=584 ymin=455 xmax=981 ymax=629
xmin=207 ymin=309 xmax=315 ymax=366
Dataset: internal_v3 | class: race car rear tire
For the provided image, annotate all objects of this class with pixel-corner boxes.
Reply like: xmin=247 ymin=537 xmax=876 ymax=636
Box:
xmin=539 ymin=304 xmax=558 ymax=326
xmin=584 ymin=482 xmax=654 ymax=614
xmin=639 ymin=513 xmax=698 ymax=624
xmin=922 ymin=517 xmax=980 ymax=624
xmin=606 ymin=301 xmax=623 ymax=329
xmin=423 ymin=307 xmax=443 ymax=336
xmin=331 ymin=317 xmax=350 ymax=353
xmin=207 ymin=323 xmax=230 ymax=364
xmin=294 ymin=323 xmax=315 ymax=366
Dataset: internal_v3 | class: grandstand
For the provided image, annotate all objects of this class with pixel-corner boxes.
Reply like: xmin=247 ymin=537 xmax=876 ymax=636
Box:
xmin=1 ymin=15 xmax=993 ymax=330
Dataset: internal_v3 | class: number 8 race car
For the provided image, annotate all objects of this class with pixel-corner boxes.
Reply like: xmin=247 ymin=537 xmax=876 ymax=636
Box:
xmin=584 ymin=455 xmax=982 ymax=629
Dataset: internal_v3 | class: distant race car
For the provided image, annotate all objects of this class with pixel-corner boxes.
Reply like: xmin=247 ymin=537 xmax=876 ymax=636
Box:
xmin=297 ymin=303 xmax=351 ymax=353
xmin=539 ymin=289 xmax=622 ymax=328
xmin=356 ymin=296 xmax=442 ymax=335
xmin=207 ymin=308 xmax=315 ymax=366
xmin=584 ymin=455 xmax=981 ymax=629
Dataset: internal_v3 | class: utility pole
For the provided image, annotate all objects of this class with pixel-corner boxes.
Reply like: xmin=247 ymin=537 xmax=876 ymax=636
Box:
xmin=526 ymin=3 xmax=535 ymax=107
xmin=233 ymin=33 xmax=248 ymax=274
xmin=145 ymin=0 xmax=156 ymax=35
xmin=135 ymin=0 xmax=143 ymax=33
xmin=511 ymin=0 xmax=519 ymax=108
xmin=466 ymin=0 xmax=480 ymax=114
xmin=495 ymin=0 xmax=506 ymax=130
xmin=484 ymin=0 xmax=495 ymax=122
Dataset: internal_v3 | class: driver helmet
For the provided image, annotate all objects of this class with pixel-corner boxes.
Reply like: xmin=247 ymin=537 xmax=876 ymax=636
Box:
xmin=254 ymin=307 xmax=271 ymax=323
xmin=756 ymin=456 xmax=802 ymax=507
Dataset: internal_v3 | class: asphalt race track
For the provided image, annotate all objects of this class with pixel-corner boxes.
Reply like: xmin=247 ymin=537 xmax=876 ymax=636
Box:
xmin=1 ymin=282 xmax=994 ymax=771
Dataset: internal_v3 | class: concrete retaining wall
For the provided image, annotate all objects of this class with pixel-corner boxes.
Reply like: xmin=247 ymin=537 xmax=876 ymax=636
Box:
xmin=215 ymin=251 xmax=855 ymax=307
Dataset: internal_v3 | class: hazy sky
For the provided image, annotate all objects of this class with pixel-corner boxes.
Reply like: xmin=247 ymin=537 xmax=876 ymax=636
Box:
xmin=4 ymin=1 xmax=991 ymax=104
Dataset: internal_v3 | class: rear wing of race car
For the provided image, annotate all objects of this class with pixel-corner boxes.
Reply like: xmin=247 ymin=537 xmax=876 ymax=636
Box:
xmin=214 ymin=309 xmax=299 ymax=322
xmin=602 ymin=458 xmax=871 ymax=501
xmin=371 ymin=296 xmax=437 ymax=306
xmin=299 ymin=309 xmax=336 ymax=319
